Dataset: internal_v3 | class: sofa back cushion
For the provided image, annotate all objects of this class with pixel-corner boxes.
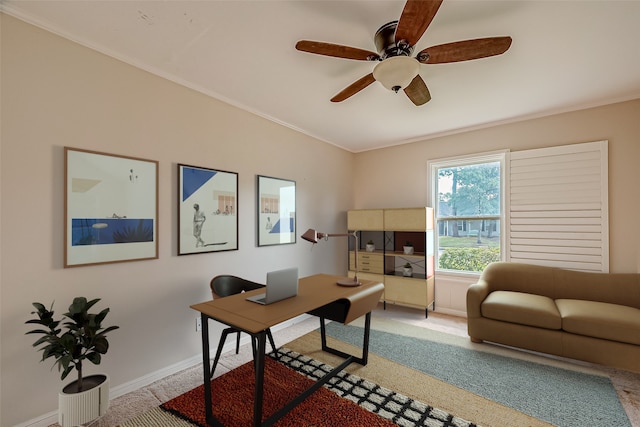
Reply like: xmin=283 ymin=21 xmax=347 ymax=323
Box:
xmin=480 ymin=262 xmax=640 ymax=310
xmin=552 ymin=269 xmax=640 ymax=309
xmin=480 ymin=262 xmax=556 ymax=296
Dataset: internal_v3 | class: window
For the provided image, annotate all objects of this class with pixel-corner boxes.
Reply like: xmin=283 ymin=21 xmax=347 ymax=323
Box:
xmin=428 ymin=152 xmax=506 ymax=273
xmin=428 ymin=141 xmax=608 ymax=275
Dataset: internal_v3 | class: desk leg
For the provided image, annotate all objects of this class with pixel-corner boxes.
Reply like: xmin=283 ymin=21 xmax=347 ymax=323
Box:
xmin=362 ymin=311 xmax=371 ymax=365
xmin=200 ymin=313 xmax=215 ymax=426
xmin=320 ymin=312 xmax=372 ymax=366
xmin=253 ymin=331 xmax=266 ymax=427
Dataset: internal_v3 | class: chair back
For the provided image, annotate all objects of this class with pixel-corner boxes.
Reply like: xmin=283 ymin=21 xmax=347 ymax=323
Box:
xmin=210 ymin=275 xmax=265 ymax=299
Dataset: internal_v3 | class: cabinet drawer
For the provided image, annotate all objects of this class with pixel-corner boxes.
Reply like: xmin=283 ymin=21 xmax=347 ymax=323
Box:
xmin=350 ymin=252 xmax=383 ymax=273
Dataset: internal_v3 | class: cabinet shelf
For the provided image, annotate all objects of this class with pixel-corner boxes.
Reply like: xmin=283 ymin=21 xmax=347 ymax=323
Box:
xmin=387 ymin=272 xmax=428 ymax=280
xmin=385 ymin=251 xmax=425 ymax=258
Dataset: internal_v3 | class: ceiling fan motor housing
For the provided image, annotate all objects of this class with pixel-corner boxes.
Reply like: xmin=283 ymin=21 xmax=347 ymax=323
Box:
xmin=374 ymin=21 xmax=414 ymax=59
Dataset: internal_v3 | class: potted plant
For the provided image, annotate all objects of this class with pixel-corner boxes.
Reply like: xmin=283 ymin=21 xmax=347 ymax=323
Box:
xmin=403 ymin=262 xmax=413 ymax=277
xmin=366 ymin=239 xmax=375 ymax=252
xmin=26 ymin=297 xmax=119 ymax=427
xmin=403 ymin=241 xmax=414 ymax=255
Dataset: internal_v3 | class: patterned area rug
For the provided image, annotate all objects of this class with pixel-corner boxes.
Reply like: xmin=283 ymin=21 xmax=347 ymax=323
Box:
xmin=158 ymin=348 xmax=478 ymax=427
xmin=274 ymin=348 xmax=478 ymax=427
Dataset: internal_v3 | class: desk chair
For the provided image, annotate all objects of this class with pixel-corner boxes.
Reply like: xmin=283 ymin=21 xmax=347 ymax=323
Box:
xmin=209 ymin=275 xmax=277 ymax=376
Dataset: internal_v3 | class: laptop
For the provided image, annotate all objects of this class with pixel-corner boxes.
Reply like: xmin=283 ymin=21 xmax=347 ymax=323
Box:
xmin=246 ymin=267 xmax=299 ymax=305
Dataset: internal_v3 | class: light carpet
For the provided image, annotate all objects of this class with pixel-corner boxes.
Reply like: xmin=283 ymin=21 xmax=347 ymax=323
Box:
xmin=319 ymin=317 xmax=631 ymax=427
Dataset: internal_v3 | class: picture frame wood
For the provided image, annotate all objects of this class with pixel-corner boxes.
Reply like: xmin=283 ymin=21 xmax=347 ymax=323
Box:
xmin=178 ymin=164 xmax=238 ymax=255
xmin=257 ymin=175 xmax=296 ymax=246
xmin=64 ymin=147 xmax=159 ymax=268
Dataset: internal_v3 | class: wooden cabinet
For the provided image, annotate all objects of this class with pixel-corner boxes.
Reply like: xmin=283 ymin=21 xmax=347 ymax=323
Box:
xmin=384 ymin=276 xmax=430 ymax=307
xmin=347 ymin=209 xmax=384 ymax=231
xmin=348 ymin=207 xmax=435 ymax=317
xmin=383 ymin=207 xmax=433 ymax=231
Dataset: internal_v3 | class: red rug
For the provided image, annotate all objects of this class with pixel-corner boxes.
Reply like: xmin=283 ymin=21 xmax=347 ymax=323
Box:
xmin=161 ymin=357 xmax=396 ymax=427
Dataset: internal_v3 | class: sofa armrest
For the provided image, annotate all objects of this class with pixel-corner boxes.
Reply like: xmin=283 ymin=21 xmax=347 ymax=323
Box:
xmin=467 ymin=279 xmax=490 ymax=318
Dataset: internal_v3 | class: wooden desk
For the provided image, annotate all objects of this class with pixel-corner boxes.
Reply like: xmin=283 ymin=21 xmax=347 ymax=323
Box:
xmin=191 ymin=274 xmax=384 ymax=427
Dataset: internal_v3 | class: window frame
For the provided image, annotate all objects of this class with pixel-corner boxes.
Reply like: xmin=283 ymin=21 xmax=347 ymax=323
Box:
xmin=428 ymin=150 xmax=509 ymax=274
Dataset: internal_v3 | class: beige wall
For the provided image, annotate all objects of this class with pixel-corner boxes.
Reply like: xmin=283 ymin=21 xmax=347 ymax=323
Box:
xmin=0 ymin=14 xmax=354 ymax=426
xmin=353 ymin=99 xmax=640 ymax=273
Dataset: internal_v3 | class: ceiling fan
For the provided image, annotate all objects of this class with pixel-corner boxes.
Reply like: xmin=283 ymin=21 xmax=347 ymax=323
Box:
xmin=295 ymin=0 xmax=512 ymax=106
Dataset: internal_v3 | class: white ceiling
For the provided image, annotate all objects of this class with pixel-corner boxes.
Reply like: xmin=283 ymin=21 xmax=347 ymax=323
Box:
xmin=4 ymin=0 xmax=640 ymax=152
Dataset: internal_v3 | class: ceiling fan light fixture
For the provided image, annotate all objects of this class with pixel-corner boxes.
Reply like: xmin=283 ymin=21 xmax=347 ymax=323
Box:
xmin=373 ymin=56 xmax=420 ymax=92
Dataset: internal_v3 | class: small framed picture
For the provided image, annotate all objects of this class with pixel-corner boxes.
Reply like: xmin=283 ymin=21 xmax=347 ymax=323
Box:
xmin=64 ymin=147 xmax=159 ymax=267
xmin=178 ymin=164 xmax=238 ymax=255
xmin=257 ymin=175 xmax=296 ymax=246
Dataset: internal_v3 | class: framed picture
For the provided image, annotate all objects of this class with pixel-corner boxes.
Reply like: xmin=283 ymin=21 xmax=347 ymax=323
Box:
xmin=178 ymin=164 xmax=238 ymax=255
xmin=64 ymin=147 xmax=159 ymax=268
xmin=257 ymin=175 xmax=296 ymax=246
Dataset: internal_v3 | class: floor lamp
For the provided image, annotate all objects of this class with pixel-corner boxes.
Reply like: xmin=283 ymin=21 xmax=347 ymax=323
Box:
xmin=301 ymin=229 xmax=360 ymax=286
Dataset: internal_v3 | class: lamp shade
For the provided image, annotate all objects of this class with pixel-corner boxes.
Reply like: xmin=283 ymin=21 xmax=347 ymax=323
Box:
xmin=373 ymin=56 xmax=420 ymax=92
xmin=301 ymin=229 xmax=320 ymax=243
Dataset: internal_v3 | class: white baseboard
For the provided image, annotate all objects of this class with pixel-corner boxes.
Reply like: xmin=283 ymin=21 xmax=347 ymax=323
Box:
xmin=18 ymin=315 xmax=311 ymax=427
xmin=14 ymin=411 xmax=58 ymax=427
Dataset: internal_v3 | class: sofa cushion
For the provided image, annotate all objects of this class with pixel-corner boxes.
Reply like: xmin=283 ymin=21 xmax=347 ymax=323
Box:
xmin=481 ymin=291 xmax=561 ymax=330
xmin=556 ymin=299 xmax=640 ymax=345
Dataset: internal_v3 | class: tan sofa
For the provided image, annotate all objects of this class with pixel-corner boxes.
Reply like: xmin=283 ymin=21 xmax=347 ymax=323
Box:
xmin=467 ymin=261 xmax=640 ymax=372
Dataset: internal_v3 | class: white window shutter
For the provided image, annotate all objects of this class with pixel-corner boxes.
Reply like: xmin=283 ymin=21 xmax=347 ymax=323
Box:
xmin=508 ymin=141 xmax=609 ymax=272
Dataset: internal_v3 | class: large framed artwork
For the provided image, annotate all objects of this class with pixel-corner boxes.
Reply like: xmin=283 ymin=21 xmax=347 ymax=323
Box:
xmin=257 ymin=175 xmax=296 ymax=246
xmin=178 ymin=164 xmax=238 ymax=255
xmin=64 ymin=147 xmax=159 ymax=268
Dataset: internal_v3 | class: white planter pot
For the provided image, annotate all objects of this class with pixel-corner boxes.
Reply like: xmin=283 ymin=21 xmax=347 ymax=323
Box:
xmin=365 ymin=244 xmax=375 ymax=252
xmin=58 ymin=374 xmax=109 ymax=427
xmin=403 ymin=267 xmax=413 ymax=277
xmin=403 ymin=246 xmax=414 ymax=255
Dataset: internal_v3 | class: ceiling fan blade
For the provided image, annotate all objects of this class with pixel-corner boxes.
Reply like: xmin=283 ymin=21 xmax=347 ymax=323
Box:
xmin=395 ymin=0 xmax=444 ymax=47
xmin=296 ymin=40 xmax=380 ymax=61
xmin=331 ymin=73 xmax=376 ymax=102
xmin=404 ymin=75 xmax=431 ymax=106
xmin=417 ymin=36 xmax=512 ymax=64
